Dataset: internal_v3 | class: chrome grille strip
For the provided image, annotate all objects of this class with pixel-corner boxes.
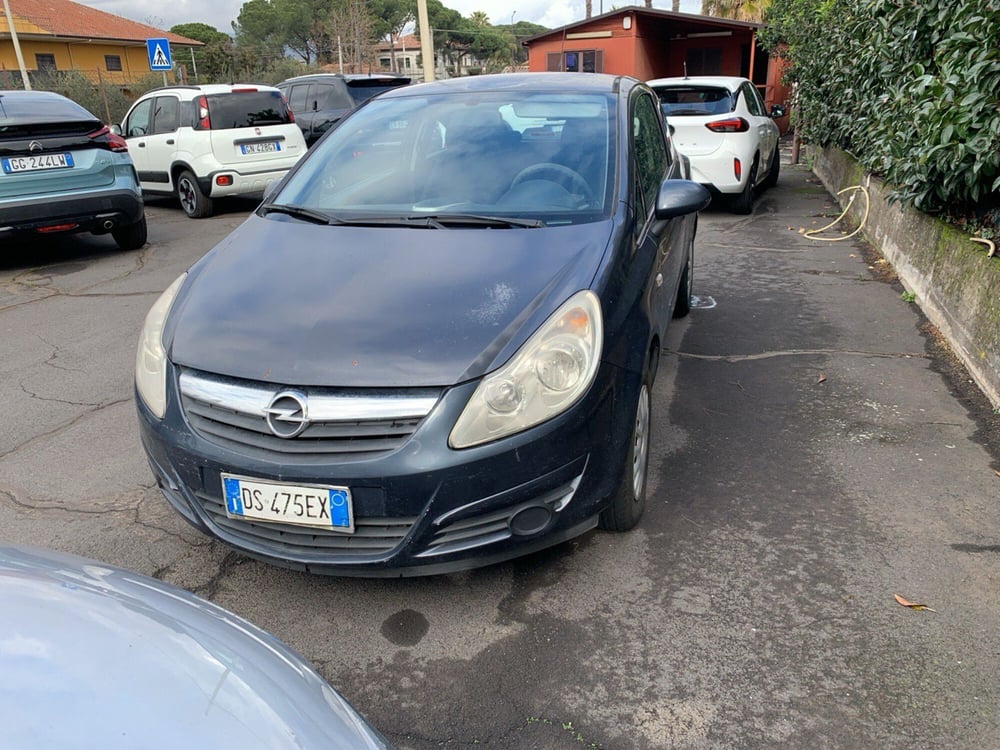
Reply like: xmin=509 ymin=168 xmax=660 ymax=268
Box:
xmin=179 ymin=370 xmax=440 ymax=421
xmin=178 ymin=368 xmax=440 ymax=459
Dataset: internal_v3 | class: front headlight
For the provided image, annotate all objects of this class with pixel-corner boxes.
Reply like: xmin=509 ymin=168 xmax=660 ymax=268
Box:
xmin=450 ymin=290 xmax=603 ymax=449
xmin=135 ymin=273 xmax=186 ymax=419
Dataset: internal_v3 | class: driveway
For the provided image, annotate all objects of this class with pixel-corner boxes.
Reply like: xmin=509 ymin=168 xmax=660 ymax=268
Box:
xmin=1 ymin=171 xmax=998 ymax=748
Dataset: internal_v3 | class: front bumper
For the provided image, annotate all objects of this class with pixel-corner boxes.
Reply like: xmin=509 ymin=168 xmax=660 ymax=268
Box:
xmin=0 ymin=187 xmax=144 ymax=239
xmin=137 ymin=361 xmax=637 ymax=576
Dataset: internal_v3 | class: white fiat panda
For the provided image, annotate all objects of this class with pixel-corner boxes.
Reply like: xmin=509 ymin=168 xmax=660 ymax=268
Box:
xmin=116 ymin=84 xmax=307 ymax=218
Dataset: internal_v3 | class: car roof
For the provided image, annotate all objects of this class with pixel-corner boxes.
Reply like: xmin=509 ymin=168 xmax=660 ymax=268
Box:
xmin=279 ymin=73 xmax=409 ymax=84
xmin=141 ymin=84 xmax=282 ymax=97
xmin=380 ymin=72 xmax=628 ymax=99
xmin=646 ymin=75 xmax=749 ymax=91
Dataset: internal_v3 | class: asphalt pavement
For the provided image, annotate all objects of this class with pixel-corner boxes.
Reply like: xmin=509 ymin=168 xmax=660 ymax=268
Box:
xmin=1 ymin=166 xmax=998 ymax=748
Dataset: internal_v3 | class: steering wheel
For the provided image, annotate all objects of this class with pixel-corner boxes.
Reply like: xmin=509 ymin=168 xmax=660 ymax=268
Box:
xmin=511 ymin=163 xmax=596 ymax=204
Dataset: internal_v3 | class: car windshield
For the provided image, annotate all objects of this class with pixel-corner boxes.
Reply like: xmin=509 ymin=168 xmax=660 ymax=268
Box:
xmin=654 ymin=86 xmax=735 ymax=116
xmin=273 ymin=91 xmax=617 ymax=226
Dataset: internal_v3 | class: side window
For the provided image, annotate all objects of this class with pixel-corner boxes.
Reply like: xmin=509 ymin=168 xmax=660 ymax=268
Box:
xmin=125 ymin=99 xmax=153 ymax=137
xmin=314 ymin=84 xmax=341 ymax=111
xmin=742 ymin=83 xmax=765 ymax=117
xmin=632 ymin=93 xmax=668 ymax=216
xmin=324 ymin=84 xmax=355 ymax=110
xmin=288 ymin=84 xmax=308 ymax=113
xmin=151 ymin=96 xmax=179 ymax=134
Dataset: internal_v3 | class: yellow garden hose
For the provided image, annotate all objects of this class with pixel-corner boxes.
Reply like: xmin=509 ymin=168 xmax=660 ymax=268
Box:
xmin=804 ymin=184 xmax=870 ymax=242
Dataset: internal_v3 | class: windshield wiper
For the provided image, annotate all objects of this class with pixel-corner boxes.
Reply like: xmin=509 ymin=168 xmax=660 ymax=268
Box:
xmin=411 ymin=214 xmax=545 ymax=228
xmin=259 ymin=203 xmax=340 ymax=225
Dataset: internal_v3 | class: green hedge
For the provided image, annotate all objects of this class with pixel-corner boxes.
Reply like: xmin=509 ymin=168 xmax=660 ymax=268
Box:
xmin=761 ymin=0 xmax=1000 ymax=223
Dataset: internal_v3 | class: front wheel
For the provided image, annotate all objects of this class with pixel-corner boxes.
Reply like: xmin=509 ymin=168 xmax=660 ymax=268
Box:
xmin=599 ymin=365 xmax=652 ymax=532
xmin=176 ymin=170 xmax=214 ymax=218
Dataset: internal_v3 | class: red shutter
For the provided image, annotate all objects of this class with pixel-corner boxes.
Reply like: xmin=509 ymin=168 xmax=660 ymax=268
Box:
xmin=547 ymin=52 xmax=562 ymax=72
xmin=595 ymin=49 xmax=604 ymax=73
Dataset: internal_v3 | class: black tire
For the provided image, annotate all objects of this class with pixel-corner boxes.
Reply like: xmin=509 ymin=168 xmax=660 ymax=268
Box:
xmin=673 ymin=234 xmax=694 ymax=319
xmin=731 ymin=157 xmax=758 ymax=215
xmin=176 ymin=170 xmax=214 ymax=218
xmin=111 ymin=215 xmax=148 ymax=251
xmin=761 ymin=144 xmax=781 ymax=189
xmin=599 ymin=361 xmax=652 ymax=532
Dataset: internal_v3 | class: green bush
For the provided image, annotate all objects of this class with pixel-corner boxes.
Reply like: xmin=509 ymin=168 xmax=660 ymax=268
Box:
xmin=762 ymin=0 xmax=1000 ymax=219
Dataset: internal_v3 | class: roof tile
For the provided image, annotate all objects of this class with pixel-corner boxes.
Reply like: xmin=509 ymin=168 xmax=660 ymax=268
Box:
xmin=6 ymin=0 xmax=203 ymax=45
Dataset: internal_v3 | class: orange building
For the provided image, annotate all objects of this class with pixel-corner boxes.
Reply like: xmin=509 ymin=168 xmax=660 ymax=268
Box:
xmin=522 ymin=7 xmax=789 ymax=128
xmin=0 ymin=0 xmax=201 ymax=85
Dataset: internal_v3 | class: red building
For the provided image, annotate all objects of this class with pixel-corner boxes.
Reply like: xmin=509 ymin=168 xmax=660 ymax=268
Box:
xmin=522 ymin=7 xmax=789 ymax=126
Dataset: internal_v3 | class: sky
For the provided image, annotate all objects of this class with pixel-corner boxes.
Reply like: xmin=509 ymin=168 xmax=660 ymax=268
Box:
xmin=86 ymin=0 xmax=703 ymax=38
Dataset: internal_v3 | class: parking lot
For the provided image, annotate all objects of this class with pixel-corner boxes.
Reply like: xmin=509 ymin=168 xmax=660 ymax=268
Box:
xmin=2 ymin=163 xmax=999 ymax=748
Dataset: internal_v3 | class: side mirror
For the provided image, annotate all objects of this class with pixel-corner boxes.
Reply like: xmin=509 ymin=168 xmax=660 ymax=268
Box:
xmin=111 ymin=123 xmax=123 ymax=136
xmin=770 ymin=104 xmax=787 ymax=118
xmin=668 ymin=123 xmax=676 ymax=136
xmin=655 ymin=179 xmax=711 ymax=220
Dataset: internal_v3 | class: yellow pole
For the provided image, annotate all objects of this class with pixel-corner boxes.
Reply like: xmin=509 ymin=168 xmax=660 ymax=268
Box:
xmin=2 ymin=0 xmax=31 ymax=90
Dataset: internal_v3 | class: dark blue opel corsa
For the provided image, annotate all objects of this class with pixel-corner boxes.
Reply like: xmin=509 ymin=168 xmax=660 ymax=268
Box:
xmin=136 ymin=73 xmax=710 ymax=575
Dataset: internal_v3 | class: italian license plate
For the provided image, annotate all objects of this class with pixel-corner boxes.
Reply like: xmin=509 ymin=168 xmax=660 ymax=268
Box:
xmin=221 ymin=474 xmax=353 ymax=532
xmin=2 ymin=153 xmax=74 ymax=173
xmin=240 ymin=142 xmax=280 ymax=155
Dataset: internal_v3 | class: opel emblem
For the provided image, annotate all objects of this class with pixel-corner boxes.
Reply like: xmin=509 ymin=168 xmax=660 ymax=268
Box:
xmin=28 ymin=141 xmax=43 ymax=152
xmin=265 ymin=391 xmax=309 ymax=439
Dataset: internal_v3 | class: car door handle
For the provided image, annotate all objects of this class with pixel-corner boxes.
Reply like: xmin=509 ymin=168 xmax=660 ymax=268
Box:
xmin=137 ymin=142 xmax=146 ymax=147
xmin=166 ymin=139 xmax=175 ymax=145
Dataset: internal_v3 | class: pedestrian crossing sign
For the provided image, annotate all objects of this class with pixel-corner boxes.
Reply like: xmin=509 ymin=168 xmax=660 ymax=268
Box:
xmin=146 ymin=38 xmax=172 ymax=71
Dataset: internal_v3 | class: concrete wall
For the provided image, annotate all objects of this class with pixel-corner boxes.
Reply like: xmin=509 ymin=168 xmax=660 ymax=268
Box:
xmin=811 ymin=145 xmax=1000 ymax=408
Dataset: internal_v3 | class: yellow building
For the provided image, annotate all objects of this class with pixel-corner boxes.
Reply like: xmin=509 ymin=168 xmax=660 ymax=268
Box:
xmin=0 ymin=0 xmax=201 ymax=86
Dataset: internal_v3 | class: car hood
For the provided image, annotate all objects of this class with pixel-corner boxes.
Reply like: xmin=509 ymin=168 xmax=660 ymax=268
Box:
xmin=0 ymin=545 xmax=388 ymax=749
xmin=168 ymin=214 xmax=613 ymax=388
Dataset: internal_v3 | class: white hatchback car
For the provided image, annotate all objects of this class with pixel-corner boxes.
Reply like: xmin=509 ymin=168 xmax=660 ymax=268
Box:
xmin=116 ymin=84 xmax=307 ymax=218
xmin=646 ymin=76 xmax=785 ymax=213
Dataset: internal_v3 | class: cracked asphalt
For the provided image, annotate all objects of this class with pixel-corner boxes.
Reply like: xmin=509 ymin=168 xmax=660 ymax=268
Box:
xmin=2 ymin=165 xmax=999 ymax=749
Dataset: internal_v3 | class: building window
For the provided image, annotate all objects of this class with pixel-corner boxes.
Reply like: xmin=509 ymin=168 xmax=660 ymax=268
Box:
xmin=35 ymin=53 xmax=57 ymax=74
xmin=105 ymin=55 xmax=123 ymax=72
xmin=546 ymin=49 xmax=604 ymax=73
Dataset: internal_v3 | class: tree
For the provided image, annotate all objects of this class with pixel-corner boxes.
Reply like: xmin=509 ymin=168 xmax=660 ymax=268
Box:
xmin=701 ymin=0 xmax=770 ymax=22
xmin=372 ymin=0 xmax=413 ymax=73
xmin=170 ymin=23 xmax=231 ymax=82
xmin=322 ymin=0 xmax=379 ymax=71
xmin=234 ymin=0 xmax=339 ymax=65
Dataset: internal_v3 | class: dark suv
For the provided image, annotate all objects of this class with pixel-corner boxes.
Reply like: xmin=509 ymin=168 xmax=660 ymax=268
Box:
xmin=277 ymin=74 xmax=410 ymax=146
